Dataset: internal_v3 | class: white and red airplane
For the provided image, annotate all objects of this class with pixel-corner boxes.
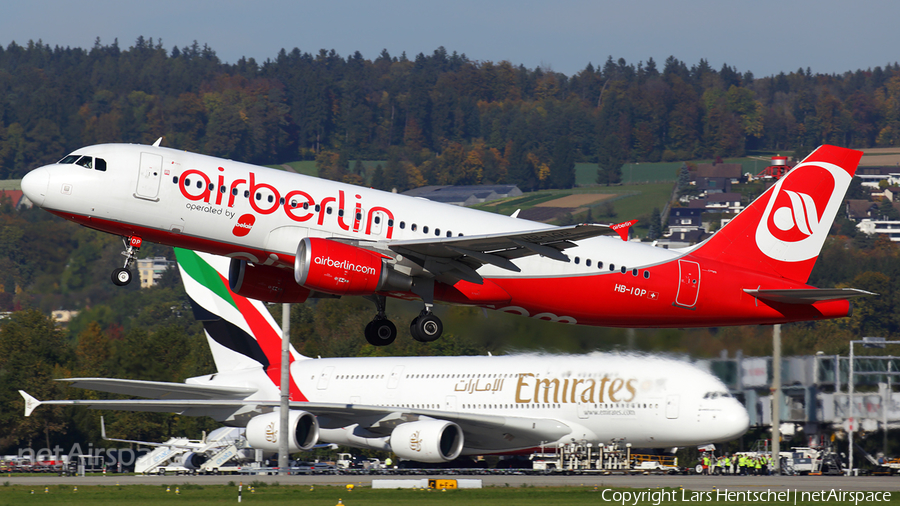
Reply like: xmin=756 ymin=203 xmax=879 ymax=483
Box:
xmin=20 ymin=142 xmax=869 ymax=345
xmin=21 ymin=249 xmax=749 ymax=461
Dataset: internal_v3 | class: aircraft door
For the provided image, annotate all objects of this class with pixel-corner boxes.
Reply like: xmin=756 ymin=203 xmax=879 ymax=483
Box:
xmin=674 ymin=259 xmax=701 ymax=308
xmin=444 ymin=396 xmax=457 ymax=412
xmin=135 ymin=152 xmax=163 ymax=201
xmin=576 ymin=403 xmax=589 ymax=419
xmin=665 ymin=394 xmax=680 ymax=419
xmin=317 ymin=366 xmax=334 ymax=390
xmin=388 ymin=366 xmax=404 ymax=389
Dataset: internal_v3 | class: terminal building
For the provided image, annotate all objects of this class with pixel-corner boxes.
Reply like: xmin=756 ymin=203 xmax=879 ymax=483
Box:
xmin=697 ymin=350 xmax=899 ymax=443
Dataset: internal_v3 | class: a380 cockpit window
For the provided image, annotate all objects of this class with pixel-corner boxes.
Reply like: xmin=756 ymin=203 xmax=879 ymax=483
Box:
xmin=58 ymin=155 xmax=107 ymax=172
xmin=702 ymin=391 xmax=732 ymax=399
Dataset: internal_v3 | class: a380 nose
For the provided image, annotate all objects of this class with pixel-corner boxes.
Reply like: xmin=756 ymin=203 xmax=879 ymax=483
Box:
xmin=21 ymin=167 xmax=49 ymax=207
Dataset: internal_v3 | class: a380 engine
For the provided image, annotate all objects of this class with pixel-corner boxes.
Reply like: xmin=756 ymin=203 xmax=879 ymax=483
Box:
xmin=294 ymin=237 xmax=411 ymax=296
xmin=389 ymin=420 xmax=464 ymax=463
xmin=245 ymin=411 xmax=319 ymax=452
xmin=229 ymin=260 xmax=312 ymax=303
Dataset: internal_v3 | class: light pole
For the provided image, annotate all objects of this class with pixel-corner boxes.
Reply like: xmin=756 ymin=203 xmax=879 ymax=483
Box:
xmin=279 ymin=303 xmax=291 ymax=475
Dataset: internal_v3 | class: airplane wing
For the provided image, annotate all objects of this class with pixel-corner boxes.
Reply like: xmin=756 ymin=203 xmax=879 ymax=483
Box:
xmin=20 ymin=393 xmax=570 ymax=452
xmin=362 ymin=223 xmax=618 ymax=284
xmin=743 ymin=288 xmax=876 ymax=304
xmin=57 ymin=378 xmax=257 ymax=400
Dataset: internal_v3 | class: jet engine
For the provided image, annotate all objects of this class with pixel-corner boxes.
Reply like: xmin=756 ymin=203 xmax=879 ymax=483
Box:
xmin=294 ymin=237 xmax=411 ymax=296
xmin=180 ymin=452 xmax=207 ymax=470
xmin=389 ymin=420 xmax=464 ymax=463
xmin=229 ymin=260 xmax=312 ymax=303
xmin=246 ymin=411 xmax=319 ymax=452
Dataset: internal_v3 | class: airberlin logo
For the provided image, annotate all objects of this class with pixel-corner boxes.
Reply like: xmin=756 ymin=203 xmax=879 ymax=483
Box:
xmin=755 ymin=161 xmax=850 ymax=262
xmin=314 ymin=256 xmax=377 ymax=276
xmin=232 ymin=214 xmax=255 ymax=236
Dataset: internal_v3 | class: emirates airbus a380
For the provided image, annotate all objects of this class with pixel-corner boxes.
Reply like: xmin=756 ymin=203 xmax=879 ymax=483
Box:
xmin=20 ymin=141 xmax=870 ymax=345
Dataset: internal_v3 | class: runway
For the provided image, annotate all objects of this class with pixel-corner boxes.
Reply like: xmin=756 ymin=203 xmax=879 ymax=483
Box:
xmin=4 ymin=473 xmax=900 ymax=491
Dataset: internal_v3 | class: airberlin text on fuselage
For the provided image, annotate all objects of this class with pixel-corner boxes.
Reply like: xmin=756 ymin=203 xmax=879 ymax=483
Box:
xmin=177 ymin=168 xmax=395 ymax=238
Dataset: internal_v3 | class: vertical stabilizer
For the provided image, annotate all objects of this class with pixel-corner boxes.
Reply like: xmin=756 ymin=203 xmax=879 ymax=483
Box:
xmin=174 ymin=248 xmax=308 ymax=401
xmin=692 ymin=145 xmax=862 ymax=283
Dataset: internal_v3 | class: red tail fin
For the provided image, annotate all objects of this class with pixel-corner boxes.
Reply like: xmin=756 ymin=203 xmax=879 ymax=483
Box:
xmin=692 ymin=145 xmax=862 ymax=283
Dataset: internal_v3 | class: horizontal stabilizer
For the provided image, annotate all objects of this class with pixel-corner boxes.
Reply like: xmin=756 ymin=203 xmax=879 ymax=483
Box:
xmin=744 ymin=288 xmax=876 ymax=305
xmin=57 ymin=378 xmax=257 ymax=399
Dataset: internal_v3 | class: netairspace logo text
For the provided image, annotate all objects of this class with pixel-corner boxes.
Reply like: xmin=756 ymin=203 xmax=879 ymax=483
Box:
xmin=600 ymin=488 xmax=892 ymax=505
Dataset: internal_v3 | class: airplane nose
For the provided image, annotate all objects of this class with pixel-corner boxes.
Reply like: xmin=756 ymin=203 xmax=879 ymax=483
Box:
xmin=722 ymin=401 xmax=750 ymax=439
xmin=21 ymin=167 xmax=49 ymax=207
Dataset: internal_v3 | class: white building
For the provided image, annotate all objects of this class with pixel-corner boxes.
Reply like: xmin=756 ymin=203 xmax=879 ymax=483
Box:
xmin=137 ymin=257 xmax=175 ymax=288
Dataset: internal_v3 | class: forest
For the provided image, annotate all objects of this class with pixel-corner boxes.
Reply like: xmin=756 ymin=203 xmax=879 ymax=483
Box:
xmin=0 ymin=37 xmax=899 ymax=191
xmin=3 ymin=37 xmax=900 ymax=456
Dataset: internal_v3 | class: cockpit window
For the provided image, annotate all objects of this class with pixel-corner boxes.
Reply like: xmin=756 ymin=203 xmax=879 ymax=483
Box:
xmin=58 ymin=154 xmax=107 ymax=171
xmin=703 ymin=391 xmax=731 ymax=399
xmin=75 ymin=156 xmax=93 ymax=169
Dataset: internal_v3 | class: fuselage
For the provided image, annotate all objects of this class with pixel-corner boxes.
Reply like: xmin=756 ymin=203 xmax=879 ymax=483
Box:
xmin=190 ymin=352 xmax=749 ymax=451
xmin=21 ymin=143 xmax=850 ymax=327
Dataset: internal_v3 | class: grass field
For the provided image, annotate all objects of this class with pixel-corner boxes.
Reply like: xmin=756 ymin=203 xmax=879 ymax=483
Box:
xmin=0 ymin=484 xmax=895 ymax=505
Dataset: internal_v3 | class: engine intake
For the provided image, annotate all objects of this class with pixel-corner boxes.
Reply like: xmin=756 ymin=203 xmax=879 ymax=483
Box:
xmin=294 ymin=238 xmax=411 ymax=296
xmin=181 ymin=452 xmax=207 ymax=470
xmin=246 ymin=411 xmax=319 ymax=452
xmin=390 ymin=420 xmax=463 ymax=463
xmin=229 ymin=260 xmax=311 ymax=303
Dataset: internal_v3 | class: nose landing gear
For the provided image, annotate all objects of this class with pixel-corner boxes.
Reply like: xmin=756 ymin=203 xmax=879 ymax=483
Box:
xmin=111 ymin=236 xmax=142 ymax=286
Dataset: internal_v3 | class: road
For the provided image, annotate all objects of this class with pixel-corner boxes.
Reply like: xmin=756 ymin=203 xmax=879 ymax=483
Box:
xmin=4 ymin=473 xmax=900 ymax=491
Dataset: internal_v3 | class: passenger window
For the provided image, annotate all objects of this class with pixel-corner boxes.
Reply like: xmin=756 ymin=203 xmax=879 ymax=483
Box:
xmin=388 ymin=219 xmax=394 ymax=227
xmin=196 ymin=181 xmax=203 ymax=189
xmin=374 ymin=216 xmax=381 ymax=224
xmin=326 ymin=207 xmax=332 ymax=214
xmin=338 ymin=209 xmax=344 ymax=217
xmin=423 ymin=226 xmax=429 ymax=234
xmin=399 ymin=221 xmax=405 ymax=229
xmin=95 ymin=158 xmax=107 ymax=171
xmin=621 ymin=266 xmax=627 ymax=274
xmin=411 ymin=224 xmax=417 ymax=232
xmin=643 ymin=271 xmax=650 ymax=279
xmin=574 ymin=257 xmax=580 ymax=264
xmin=356 ymin=212 xmax=362 ymax=220
xmin=172 ymin=176 xmax=178 ymax=184
xmin=632 ymin=269 xmax=638 ymax=276
xmin=586 ymin=259 xmax=591 ymax=267
xmin=208 ymin=183 xmax=214 ymax=191
xmin=446 ymin=231 xmax=452 ymax=237
xmin=435 ymin=228 xmax=440 ymax=236
xmin=244 ymin=190 xmax=250 ymax=198
xmin=609 ymin=264 xmax=615 ymax=271
xmin=597 ymin=261 xmax=603 ymax=269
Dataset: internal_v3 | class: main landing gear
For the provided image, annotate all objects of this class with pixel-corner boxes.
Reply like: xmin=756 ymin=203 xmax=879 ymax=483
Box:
xmin=363 ymin=294 xmax=443 ymax=346
xmin=111 ymin=236 xmax=142 ymax=286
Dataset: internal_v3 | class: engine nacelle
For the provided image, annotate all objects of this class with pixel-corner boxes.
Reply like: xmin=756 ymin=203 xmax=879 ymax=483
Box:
xmin=181 ymin=452 xmax=207 ymax=470
xmin=246 ymin=411 xmax=319 ymax=452
xmin=294 ymin=237 xmax=411 ymax=296
xmin=229 ymin=259 xmax=311 ymax=303
xmin=390 ymin=420 xmax=463 ymax=463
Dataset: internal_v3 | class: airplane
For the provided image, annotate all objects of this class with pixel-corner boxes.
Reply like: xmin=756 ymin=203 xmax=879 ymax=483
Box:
xmin=19 ymin=142 xmax=871 ymax=345
xmin=20 ymin=249 xmax=750 ymax=462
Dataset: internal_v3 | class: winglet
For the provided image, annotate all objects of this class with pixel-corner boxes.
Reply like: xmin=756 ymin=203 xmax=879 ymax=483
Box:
xmin=19 ymin=390 xmax=41 ymax=417
xmin=610 ymin=219 xmax=638 ymax=241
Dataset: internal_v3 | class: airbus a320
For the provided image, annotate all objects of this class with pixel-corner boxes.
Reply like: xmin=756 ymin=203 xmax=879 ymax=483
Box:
xmin=20 ymin=143 xmax=870 ymax=344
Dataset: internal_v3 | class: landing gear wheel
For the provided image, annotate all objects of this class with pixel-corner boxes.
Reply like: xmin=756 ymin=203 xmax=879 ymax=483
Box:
xmin=410 ymin=313 xmax=442 ymax=342
xmin=365 ymin=319 xmax=397 ymax=346
xmin=111 ymin=268 xmax=132 ymax=286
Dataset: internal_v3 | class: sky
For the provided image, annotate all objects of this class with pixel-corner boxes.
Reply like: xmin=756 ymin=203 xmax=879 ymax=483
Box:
xmin=2 ymin=0 xmax=899 ymax=78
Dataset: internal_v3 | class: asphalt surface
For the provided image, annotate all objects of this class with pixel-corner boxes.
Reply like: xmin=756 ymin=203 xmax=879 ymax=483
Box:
xmin=3 ymin=473 xmax=900 ymax=491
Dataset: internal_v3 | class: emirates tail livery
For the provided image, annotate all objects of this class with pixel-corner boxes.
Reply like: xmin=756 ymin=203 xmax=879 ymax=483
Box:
xmin=20 ymin=142 xmax=870 ymax=345
xmin=20 ymin=249 xmax=749 ymax=460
